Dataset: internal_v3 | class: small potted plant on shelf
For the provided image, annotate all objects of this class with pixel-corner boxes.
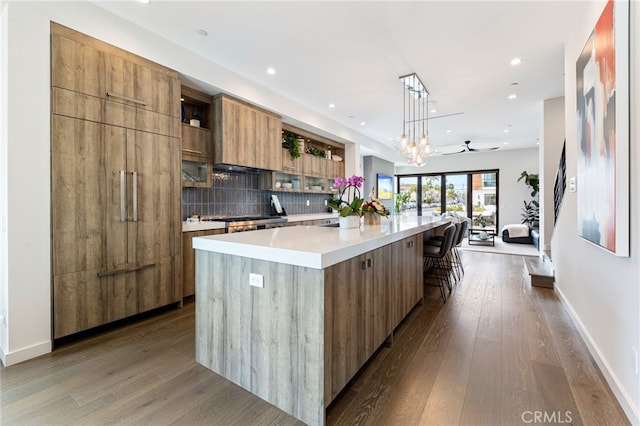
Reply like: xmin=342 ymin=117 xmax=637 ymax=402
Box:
xmin=307 ymin=145 xmax=326 ymax=158
xmin=281 ymin=133 xmax=301 ymax=160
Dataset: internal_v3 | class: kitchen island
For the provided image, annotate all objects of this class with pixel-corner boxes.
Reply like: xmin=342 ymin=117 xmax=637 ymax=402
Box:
xmin=193 ymin=216 xmax=450 ymax=425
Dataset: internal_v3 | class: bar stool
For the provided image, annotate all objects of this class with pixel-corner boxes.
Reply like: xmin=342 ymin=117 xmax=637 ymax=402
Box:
xmin=451 ymin=219 xmax=468 ymax=280
xmin=423 ymin=223 xmax=456 ymax=303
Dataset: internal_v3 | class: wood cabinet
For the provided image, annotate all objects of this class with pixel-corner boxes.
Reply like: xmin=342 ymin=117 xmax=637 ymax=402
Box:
xmin=180 ymin=86 xmax=213 ymax=187
xmin=214 ymin=94 xmax=282 ymax=170
xmin=303 ymin=154 xmax=328 ymax=178
xmin=391 ymin=234 xmax=423 ymax=329
xmin=324 ymin=243 xmax=393 ymax=402
xmin=281 ymin=148 xmax=304 ymax=173
xmin=51 ymin=24 xmax=182 ymax=339
xmin=182 ymin=229 xmax=224 ymax=297
xmin=51 ymin=23 xmax=180 ymax=124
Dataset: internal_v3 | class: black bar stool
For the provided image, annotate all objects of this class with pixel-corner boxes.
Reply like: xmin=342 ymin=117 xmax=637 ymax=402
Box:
xmin=423 ymin=223 xmax=457 ymax=303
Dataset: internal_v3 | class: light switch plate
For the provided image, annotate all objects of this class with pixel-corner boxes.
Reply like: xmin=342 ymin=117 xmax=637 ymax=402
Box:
xmin=249 ymin=273 xmax=264 ymax=288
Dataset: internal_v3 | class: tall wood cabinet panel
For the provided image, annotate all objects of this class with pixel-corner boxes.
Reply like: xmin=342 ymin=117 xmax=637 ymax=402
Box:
xmin=51 ymin=24 xmax=182 ymax=339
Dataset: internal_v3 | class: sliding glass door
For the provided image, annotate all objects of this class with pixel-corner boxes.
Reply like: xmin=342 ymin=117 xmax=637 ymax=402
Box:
xmin=397 ymin=169 xmax=499 ymax=227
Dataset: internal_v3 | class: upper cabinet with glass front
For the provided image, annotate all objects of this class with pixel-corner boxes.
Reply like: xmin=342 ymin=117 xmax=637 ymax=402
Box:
xmin=181 ymin=85 xmax=213 ymax=187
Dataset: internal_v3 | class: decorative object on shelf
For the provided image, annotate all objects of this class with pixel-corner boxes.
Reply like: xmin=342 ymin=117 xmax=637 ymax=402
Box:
xmin=397 ymin=73 xmax=433 ymax=167
xmin=328 ymin=175 xmax=365 ymax=225
xmin=282 ymin=133 xmax=301 ymax=159
xmin=326 ymin=146 xmax=332 ymax=160
xmin=307 ymin=145 xmax=326 ymax=158
xmin=190 ymin=110 xmax=201 ymax=127
xmin=478 ymin=231 xmax=489 ymax=240
xmin=181 ymin=101 xmax=186 ymax=122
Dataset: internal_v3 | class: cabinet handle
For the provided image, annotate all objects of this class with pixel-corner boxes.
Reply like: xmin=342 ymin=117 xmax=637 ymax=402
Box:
xmin=182 ymin=148 xmax=203 ymax=155
xmin=119 ymin=170 xmax=126 ymax=222
xmin=106 ymin=91 xmax=146 ymax=106
xmin=132 ymin=171 xmax=138 ymax=222
xmin=97 ymin=262 xmax=155 ymax=277
xmin=408 ymin=240 xmax=414 ymax=248
xmin=367 ymin=259 xmax=372 ymax=268
xmin=361 ymin=261 xmax=367 ymax=270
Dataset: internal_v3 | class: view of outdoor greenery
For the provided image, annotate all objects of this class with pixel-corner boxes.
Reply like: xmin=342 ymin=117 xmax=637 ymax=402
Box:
xmin=396 ymin=171 xmax=498 ymax=227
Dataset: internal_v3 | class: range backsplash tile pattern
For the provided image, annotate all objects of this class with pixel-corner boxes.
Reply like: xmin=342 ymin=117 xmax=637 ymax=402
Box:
xmin=182 ymin=170 xmax=332 ymax=219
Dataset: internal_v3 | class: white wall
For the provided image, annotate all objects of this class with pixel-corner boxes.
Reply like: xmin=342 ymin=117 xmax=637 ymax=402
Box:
xmin=396 ymin=147 xmax=539 ymax=228
xmin=552 ymin=1 xmax=639 ymax=422
xmin=0 ymin=1 xmax=385 ymax=365
xmin=541 ymin=97 xmax=565 ymax=252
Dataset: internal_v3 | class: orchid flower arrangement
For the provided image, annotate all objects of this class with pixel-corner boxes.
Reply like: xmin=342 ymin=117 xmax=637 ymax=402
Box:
xmin=328 ymin=175 xmax=365 ymax=217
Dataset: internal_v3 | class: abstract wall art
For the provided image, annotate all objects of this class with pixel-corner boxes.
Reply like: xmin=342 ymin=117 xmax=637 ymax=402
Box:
xmin=576 ymin=0 xmax=629 ymax=257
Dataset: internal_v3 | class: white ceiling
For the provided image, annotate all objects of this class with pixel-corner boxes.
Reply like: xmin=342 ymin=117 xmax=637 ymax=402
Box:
xmin=93 ymin=0 xmax=592 ymax=160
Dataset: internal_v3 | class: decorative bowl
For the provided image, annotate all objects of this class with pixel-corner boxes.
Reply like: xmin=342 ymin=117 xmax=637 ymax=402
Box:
xmin=332 ymin=155 xmax=342 ymax=162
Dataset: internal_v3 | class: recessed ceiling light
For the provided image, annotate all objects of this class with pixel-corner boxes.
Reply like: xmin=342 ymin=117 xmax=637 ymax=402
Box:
xmin=138 ymin=0 xmax=150 ymax=3
xmin=328 ymin=103 xmax=335 ymax=108
xmin=197 ymin=29 xmax=208 ymax=37
xmin=430 ymin=108 xmax=438 ymax=114
xmin=266 ymin=67 xmax=276 ymax=75
xmin=446 ymin=129 xmax=452 ymax=133
xmin=504 ymin=129 xmax=509 ymax=133
xmin=504 ymin=142 xmax=509 ymax=145
xmin=360 ymin=122 xmax=366 ymax=126
xmin=508 ymin=94 xmax=517 ymax=100
xmin=510 ymin=57 xmax=522 ymax=66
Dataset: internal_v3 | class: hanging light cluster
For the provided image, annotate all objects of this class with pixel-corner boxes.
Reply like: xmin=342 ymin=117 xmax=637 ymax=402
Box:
xmin=399 ymin=73 xmax=433 ymax=167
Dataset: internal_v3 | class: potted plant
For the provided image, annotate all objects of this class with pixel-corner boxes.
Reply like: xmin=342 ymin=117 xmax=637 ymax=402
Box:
xmin=394 ymin=192 xmax=411 ymax=214
xmin=281 ymin=133 xmax=301 ymax=159
xmin=362 ymin=188 xmax=390 ymax=225
xmin=328 ymin=175 xmax=365 ymax=228
xmin=518 ymin=170 xmax=540 ymax=227
xmin=307 ymin=145 xmax=326 ymax=158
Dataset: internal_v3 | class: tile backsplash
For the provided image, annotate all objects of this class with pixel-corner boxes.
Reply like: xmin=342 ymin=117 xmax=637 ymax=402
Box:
xmin=182 ymin=170 xmax=332 ymax=219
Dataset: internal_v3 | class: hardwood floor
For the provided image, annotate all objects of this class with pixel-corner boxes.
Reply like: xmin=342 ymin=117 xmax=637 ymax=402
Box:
xmin=1 ymin=251 xmax=628 ymax=425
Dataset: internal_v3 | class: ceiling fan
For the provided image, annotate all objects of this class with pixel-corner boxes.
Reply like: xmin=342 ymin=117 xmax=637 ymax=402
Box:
xmin=441 ymin=140 xmax=500 ymax=155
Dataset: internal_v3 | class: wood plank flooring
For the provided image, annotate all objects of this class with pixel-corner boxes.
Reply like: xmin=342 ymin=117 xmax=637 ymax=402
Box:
xmin=0 ymin=251 xmax=629 ymax=425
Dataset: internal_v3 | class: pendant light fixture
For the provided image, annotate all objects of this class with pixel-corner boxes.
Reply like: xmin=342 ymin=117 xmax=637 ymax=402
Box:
xmin=398 ymin=73 xmax=433 ymax=167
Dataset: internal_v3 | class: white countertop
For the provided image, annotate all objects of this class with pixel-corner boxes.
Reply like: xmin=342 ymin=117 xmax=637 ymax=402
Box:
xmin=182 ymin=212 xmax=338 ymax=232
xmin=192 ymin=215 xmax=450 ymax=269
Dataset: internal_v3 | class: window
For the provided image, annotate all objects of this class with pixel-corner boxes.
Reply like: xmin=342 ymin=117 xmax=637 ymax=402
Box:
xmin=483 ymin=174 xmax=497 ymax=187
xmin=397 ymin=169 xmax=499 ymax=227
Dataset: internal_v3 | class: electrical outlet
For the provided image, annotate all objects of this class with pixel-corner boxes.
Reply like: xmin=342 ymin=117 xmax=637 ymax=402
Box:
xmin=306 ymin=200 xmax=310 ymax=206
xmin=249 ymin=273 xmax=264 ymax=288
xmin=632 ymin=347 xmax=638 ymax=375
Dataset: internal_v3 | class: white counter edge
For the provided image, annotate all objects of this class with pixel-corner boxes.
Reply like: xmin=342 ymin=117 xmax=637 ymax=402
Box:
xmin=193 ymin=217 xmax=451 ymax=269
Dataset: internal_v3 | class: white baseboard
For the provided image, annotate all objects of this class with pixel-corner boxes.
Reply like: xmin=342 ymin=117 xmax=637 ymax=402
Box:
xmin=0 ymin=340 xmax=51 ymax=367
xmin=554 ymin=284 xmax=639 ymax=425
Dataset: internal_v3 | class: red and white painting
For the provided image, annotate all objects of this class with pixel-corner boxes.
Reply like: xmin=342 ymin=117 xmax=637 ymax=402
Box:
xmin=576 ymin=0 xmax=629 ymax=257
